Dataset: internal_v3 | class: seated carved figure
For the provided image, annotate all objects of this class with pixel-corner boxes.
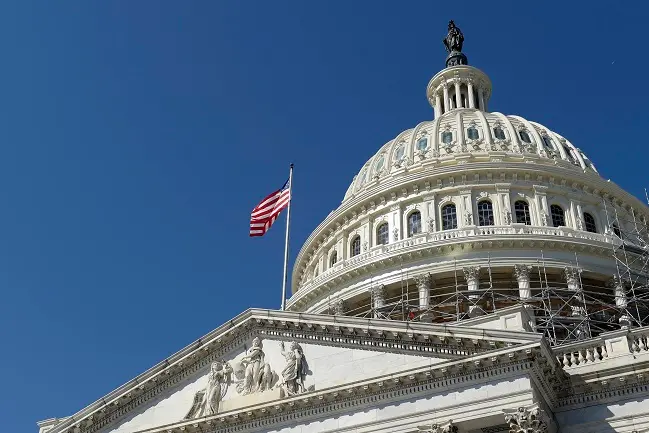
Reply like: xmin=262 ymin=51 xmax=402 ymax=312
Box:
xmin=234 ymin=337 xmax=274 ymax=395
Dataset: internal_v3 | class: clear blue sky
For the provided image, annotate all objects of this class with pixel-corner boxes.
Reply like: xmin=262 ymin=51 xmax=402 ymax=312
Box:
xmin=1 ymin=1 xmax=646 ymax=431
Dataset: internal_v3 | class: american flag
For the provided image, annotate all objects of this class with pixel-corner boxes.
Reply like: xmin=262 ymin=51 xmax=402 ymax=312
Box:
xmin=249 ymin=180 xmax=291 ymax=237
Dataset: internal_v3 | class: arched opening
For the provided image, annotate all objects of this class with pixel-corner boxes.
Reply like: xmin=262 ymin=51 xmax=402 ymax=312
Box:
xmin=584 ymin=213 xmax=597 ymax=233
xmin=550 ymin=204 xmax=565 ymax=227
xmin=519 ymin=130 xmax=531 ymax=143
xmin=408 ymin=211 xmax=422 ymax=236
xmin=376 ymin=223 xmax=389 ymax=245
xmin=350 ymin=236 xmax=361 ymax=257
xmin=441 ymin=204 xmax=458 ymax=230
xmin=477 ymin=201 xmax=494 ymax=226
xmin=514 ymin=200 xmax=531 ymax=225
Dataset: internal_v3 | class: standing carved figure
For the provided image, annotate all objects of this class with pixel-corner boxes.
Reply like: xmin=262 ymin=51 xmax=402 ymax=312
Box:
xmin=279 ymin=341 xmax=309 ymax=397
xmin=442 ymin=20 xmax=464 ymax=53
xmin=235 ymin=337 xmax=274 ymax=395
xmin=184 ymin=361 xmax=232 ymax=419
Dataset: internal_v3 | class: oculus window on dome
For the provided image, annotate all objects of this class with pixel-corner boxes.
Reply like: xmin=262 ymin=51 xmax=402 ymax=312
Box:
xmin=467 ymin=127 xmax=479 ymax=140
xmin=394 ymin=144 xmax=405 ymax=161
xmin=551 ymin=205 xmax=566 ymax=227
xmin=442 ymin=131 xmax=453 ymax=144
xmin=542 ymin=135 xmax=554 ymax=150
xmin=375 ymin=155 xmax=385 ymax=172
xmin=515 ymin=201 xmax=532 ymax=225
xmin=519 ymin=130 xmax=532 ymax=143
xmin=408 ymin=211 xmax=422 ymax=236
xmin=416 ymin=137 xmax=428 ymax=151
xmin=442 ymin=204 xmax=458 ymax=230
xmin=376 ymin=223 xmax=389 ymax=245
xmin=493 ymin=127 xmax=506 ymax=140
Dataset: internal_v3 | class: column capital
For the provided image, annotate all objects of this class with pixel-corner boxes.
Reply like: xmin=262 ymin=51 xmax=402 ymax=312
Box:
xmin=463 ymin=266 xmax=481 ymax=283
xmin=331 ymin=298 xmax=347 ymax=316
xmin=533 ymin=185 xmax=549 ymax=194
xmin=513 ymin=264 xmax=533 ymax=281
xmin=503 ymin=406 xmax=550 ymax=433
xmin=563 ymin=267 xmax=582 ymax=286
xmin=414 ymin=273 xmax=433 ymax=289
xmin=370 ymin=284 xmax=386 ymax=301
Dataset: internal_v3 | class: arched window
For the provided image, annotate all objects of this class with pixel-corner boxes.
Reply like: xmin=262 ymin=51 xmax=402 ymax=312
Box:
xmin=442 ymin=131 xmax=453 ymax=144
xmin=493 ymin=127 xmax=506 ymax=140
xmin=514 ymin=200 xmax=531 ymax=225
xmin=329 ymin=251 xmax=338 ymax=267
xmin=467 ymin=127 xmax=479 ymax=140
xmin=519 ymin=130 xmax=531 ymax=143
xmin=350 ymin=236 xmax=361 ymax=257
xmin=408 ymin=211 xmax=422 ymax=236
xmin=477 ymin=201 xmax=494 ymax=226
xmin=550 ymin=204 xmax=565 ymax=227
xmin=376 ymin=223 xmax=389 ymax=245
xmin=441 ymin=204 xmax=458 ymax=230
xmin=583 ymin=213 xmax=597 ymax=233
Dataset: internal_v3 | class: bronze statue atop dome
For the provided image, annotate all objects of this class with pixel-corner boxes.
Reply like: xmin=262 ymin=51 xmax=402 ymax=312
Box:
xmin=442 ymin=20 xmax=468 ymax=67
xmin=443 ymin=20 xmax=464 ymax=53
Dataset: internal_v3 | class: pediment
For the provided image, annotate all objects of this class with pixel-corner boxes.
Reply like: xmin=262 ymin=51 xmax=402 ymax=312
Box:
xmin=42 ymin=307 xmax=543 ymax=433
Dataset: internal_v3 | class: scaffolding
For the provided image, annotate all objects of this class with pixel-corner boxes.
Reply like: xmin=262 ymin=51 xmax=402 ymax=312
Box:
xmin=334 ymin=197 xmax=649 ymax=347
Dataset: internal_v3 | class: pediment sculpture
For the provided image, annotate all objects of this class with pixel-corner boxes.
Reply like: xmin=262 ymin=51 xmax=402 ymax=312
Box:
xmin=184 ymin=360 xmax=232 ymax=419
xmin=233 ymin=336 xmax=276 ymax=395
xmin=279 ymin=340 xmax=311 ymax=397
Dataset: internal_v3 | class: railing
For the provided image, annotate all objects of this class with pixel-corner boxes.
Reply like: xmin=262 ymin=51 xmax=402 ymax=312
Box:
xmin=294 ymin=226 xmax=617 ymax=302
xmin=553 ymin=326 xmax=649 ymax=370
xmin=629 ymin=328 xmax=649 ymax=353
xmin=554 ymin=338 xmax=609 ymax=368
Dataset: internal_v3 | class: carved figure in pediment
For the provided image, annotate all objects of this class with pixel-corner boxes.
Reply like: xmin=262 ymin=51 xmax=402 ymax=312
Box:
xmin=234 ymin=337 xmax=275 ymax=395
xmin=184 ymin=360 xmax=232 ymax=419
xmin=279 ymin=341 xmax=310 ymax=397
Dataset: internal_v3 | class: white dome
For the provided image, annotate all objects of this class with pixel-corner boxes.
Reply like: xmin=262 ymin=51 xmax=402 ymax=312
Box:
xmin=343 ymin=109 xmax=596 ymax=202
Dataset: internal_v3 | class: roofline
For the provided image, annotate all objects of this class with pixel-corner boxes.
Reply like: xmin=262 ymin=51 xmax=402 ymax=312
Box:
xmin=43 ymin=307 xmax=542 ymax=433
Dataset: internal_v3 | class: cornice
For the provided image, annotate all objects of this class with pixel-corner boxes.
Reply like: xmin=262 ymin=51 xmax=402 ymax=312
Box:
xmin=45 ymin=310 xmax=542 ymax=433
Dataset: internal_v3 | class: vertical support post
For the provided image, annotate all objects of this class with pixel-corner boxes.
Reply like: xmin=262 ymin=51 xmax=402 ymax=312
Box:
xmin=281 ymin=164 xmax=294 ymax=311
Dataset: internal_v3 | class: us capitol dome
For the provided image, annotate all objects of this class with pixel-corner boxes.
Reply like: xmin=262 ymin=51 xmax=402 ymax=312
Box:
xmin=288 ymin=21 xmax=649 ymax=346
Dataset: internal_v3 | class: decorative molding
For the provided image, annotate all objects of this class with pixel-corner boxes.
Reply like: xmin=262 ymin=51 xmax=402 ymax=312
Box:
xmin=503 ymin=405 xmax=550 ymax=433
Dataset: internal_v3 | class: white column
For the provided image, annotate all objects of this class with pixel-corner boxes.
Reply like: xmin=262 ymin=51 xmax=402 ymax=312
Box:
xmin=564 ymin=267 xmax=586 ymax=320
xmin=454 ymin=80 xmax=462 ymax=109
xmin=415 ymin=273 xmax=432 ymax=309
xmin=575 ymin=201 xmax=584 ymax=231
xmin=371 ymin=285 xmax=386 ymax=318
xmin=478 ymin=89 xmax=486 ymax=111
xmin=442 ymin=84 xmax=450 ymax=113
xmin=467 ymin=80 xmax=475 ymax=108
xmin=331 ymin=298 xmax=347 ymax=316
xmin=533 ymin=185 xmax=549 ymax=226
xmin=463 ymin=266 xmax=481 ymax=317
xmin=424 ymin=193 xmax=437 ymax=232
xmin=391 ymin=205 xmax=401 ymax=242
xmin=435 ymin=93 xmax=442 ymax=117
xmin=460 ymin=189 xmax=474 ymax=227
xmin=514 ymin=265 xmax=533 ymax=299
xmin=608 ymin=276 xmax=630 ymax=327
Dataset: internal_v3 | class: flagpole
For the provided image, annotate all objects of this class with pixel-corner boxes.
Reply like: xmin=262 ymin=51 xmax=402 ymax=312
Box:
xmin=281 ymin=163 xmax=294 ymax=311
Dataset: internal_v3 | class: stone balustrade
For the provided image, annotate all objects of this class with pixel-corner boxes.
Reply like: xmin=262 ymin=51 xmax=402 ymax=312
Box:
xmin=554 ymin=326 xmax=649 ymax=370
xmin=291 ymin=225 xmax=617 ymax=309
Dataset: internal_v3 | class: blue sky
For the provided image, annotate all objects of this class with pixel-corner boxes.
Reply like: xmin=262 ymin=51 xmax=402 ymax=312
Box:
xmin=1 ymin=1 xmax=647 ymax=431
